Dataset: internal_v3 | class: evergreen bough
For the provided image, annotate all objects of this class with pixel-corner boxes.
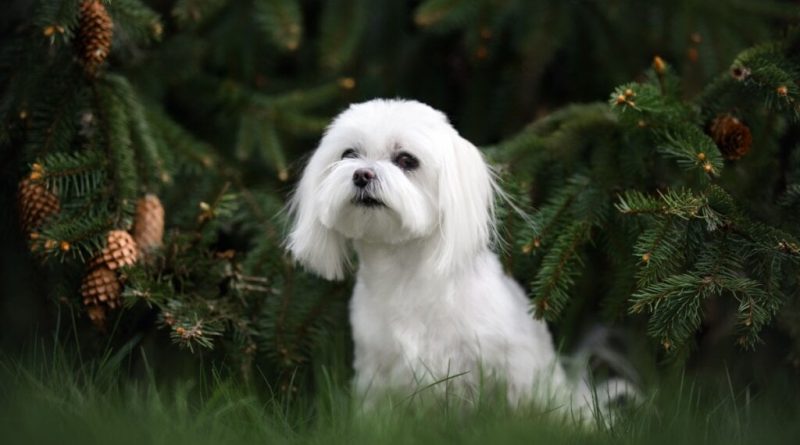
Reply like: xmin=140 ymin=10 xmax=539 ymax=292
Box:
xmin=2 ymin=0 xmax=800 ymax=392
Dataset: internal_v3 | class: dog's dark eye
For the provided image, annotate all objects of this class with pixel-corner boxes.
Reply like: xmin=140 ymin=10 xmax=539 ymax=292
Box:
xmin=341 ymin=148 xmax=358 ymax=159
xmin=393 ymin=152 xmax=419 ymax=171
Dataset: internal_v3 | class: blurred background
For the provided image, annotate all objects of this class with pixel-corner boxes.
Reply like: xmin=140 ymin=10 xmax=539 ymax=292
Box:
xmin=2 ymin=0 xmax=800 ymax=403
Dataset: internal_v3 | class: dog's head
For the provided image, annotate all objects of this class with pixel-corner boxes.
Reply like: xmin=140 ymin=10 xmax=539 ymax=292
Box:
xmin=287 ymin=99 xmax=496 ymax=280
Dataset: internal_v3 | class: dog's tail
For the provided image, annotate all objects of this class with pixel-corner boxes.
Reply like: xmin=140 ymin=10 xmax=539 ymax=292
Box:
xmin=564 ymin=325 xmax=642 ymax=427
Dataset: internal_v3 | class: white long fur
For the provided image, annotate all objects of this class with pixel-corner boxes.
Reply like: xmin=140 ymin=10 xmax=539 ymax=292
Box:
xmin=287 ymin=99 xmax=620 ymax=418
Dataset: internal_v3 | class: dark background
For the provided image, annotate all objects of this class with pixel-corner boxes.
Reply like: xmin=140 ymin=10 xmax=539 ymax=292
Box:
xmin=2 ymin=0 xmax=799 ymax=387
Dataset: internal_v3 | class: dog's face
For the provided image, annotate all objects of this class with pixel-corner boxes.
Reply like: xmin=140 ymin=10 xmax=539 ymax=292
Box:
xmin=310 ymin=100 xmax=442 ymax=245
xmin=288 ymin=99 xmax=495 ymax=280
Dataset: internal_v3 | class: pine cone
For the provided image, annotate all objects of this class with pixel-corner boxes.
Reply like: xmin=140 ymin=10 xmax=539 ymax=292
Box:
xmin=91 ymin=230 xmax=139 ymax=270
xmin=77 ymin=0 xmax=114 ymax=77
xmin=80 ymin=266 xmax=121 ymax=309
xmin=18 ymin=178 xmax=60 ymax=232
xmin=709 ymin=114 xmax=752 ymax=160
xmin=132 ymin=194 xmax=164 ymax=256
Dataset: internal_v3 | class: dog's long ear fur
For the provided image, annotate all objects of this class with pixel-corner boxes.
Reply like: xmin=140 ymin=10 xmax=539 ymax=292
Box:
xmin=435 ymin=130 xmax=496 ymax=274
xmin=286 ymin=153 xmax=349 ymax=281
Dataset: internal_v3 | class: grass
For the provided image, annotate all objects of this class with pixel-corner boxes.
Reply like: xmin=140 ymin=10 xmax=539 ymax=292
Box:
xmin=1 ymin=337 xmax=799 ymax=444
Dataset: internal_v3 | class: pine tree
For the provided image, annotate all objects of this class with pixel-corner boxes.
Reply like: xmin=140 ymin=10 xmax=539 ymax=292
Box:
xmin=2 ymin=0 xmax=800 ymax=395
xmin=490 ymin=31 xmax=800 ymax=362
xmin=1 ymin=0 xmax=354 ymax=389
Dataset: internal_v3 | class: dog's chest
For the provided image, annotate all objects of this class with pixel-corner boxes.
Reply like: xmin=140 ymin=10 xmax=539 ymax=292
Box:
xmin=350 ymin=278 xmax=481 ymax=372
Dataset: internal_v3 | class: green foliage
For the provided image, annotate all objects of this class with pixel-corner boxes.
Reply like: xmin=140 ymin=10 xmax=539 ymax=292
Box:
xmin=318 ymin=0 xmax=368 ymax=71
xmin=3 ymin=0 xmax=800 ymax=402
xmin=3 ymin=345 xmax=800 ymax=445
xmin=95 ymin=75 xmax=139 ymax=223
xmin=107 ymin=0 xmax=161 ymax=45
xmin=34 ymin=216 xmax=111 ymax=262
xmin=530 ymin=220 xmax=591 ymax=318
xmin=0 ymin=0 xmax=363 ymax=391
xmin=253 ymin=0 xmax=303 ymax=52
xmin=414 ymin=0 xmax=480 ymax=30
xmin=496 ymin=27 xmax=800 ymax=359
xmin=32 ymin=0 xmax=80 ymax=39
xmin=37 ymin=151 xmax=106 ymax=198
xmin=172 ymin=0 xmax=229 ymax=29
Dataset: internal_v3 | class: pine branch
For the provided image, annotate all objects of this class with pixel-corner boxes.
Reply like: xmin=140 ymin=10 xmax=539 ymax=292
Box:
xmin=414 ymin=0 xmax=479 ymax=30
xmin=778 ymin=184 xmax=800 ymax=227
xmin=656 ymin=126 xmax=724 ymax=178
xmin=33 ymin=0 xmax=81 ymax=40
xmin=253 ymin=0 xmax=303 ymax=52
xmin=610 ymin=81 xmax=687 ymax=128
xmin=631 ymin=273 xmax=707 ymax=352
xmin=169 ymin=315 xmax=224 ymax=352
xmin=145 ymin=106 xmax=216 ymax=174
xmin=632 ymin=217 xmax=686 ymax=288
xmin=37 ymin=150 xmax=106 ymax=198
xmin=486 ymin=103 xmax=617 ymax=167
xmin=95 ymin=74 xmax=138 ymax=226
xmin=719 ymin=275 xmax=775 ymax=349
xmin=273 ymin=112 xmax=328 ymax=136
xmin=32 ymin=214 xmax=111 ymax=262
xmin=523 ymin=175 xmax=589 ymax=252
xmin=530 ymin=220 xmax=591 ymax=320
xmin=319 ymin=0 xmax=368 ymax=71
xmin=256 ymin=122 xmax=288 ymax=182
xmin=107 ymin=0 xmax=162 ymax=45
xmin=115 ymin=79 xmax=170 ymax=188
xmin=701 ymin=37 xmax=800 ymax=120
xmin=257 ymin=80 xmax=352 ymax=111
xmin=617 ymin=188 xmax=724 ymax=231
xmin=172 ymin=0 xmax=229 ymax=29
xmin=24 ymin=74 xmax=86 ymax=156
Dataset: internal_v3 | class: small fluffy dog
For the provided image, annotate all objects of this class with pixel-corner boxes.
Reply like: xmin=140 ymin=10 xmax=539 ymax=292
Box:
xmin=288 ymin=99 xmax=622 ymax=415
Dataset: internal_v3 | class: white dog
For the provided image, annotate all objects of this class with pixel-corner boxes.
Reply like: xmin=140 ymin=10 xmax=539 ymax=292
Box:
xmin=288 ymin=99 xmax=626 ymax=417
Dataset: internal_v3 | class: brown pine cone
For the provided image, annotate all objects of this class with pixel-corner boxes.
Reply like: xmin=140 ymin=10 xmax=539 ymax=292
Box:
xmin=709 ymin=114 xmax=752 ymax=160
xmin=80 ymin=265 xmax=121 ymax=309
xmin=132 ymin=194 xmax=164 ymax=256
xmin=91 ymin=230 xmax=139 ymax=270
xmin=77 ymin=0 xmax=114 ymax=77
xmin=18 ymin=178 xmax=60 ymax=232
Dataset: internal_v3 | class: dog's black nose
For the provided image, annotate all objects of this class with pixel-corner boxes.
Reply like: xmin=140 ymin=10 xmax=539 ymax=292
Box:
xmin=352 ymin=168 xmax=375 ymax=188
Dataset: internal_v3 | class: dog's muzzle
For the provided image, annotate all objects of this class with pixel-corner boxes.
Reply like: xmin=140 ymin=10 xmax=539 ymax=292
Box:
xmin=351 ymin=168 xmax=384 ymax=207
xmin=352 ymin=196 xmax=384 ymax=207
xmin=352 ymin=168 xmax=375 ymax=188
